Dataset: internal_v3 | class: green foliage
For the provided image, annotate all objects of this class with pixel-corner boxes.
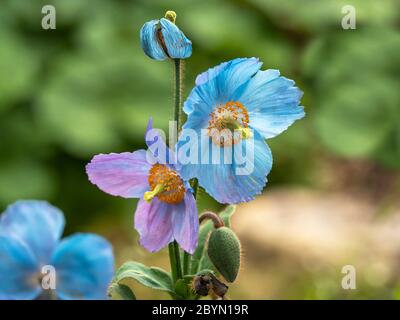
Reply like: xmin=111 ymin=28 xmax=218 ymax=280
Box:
xmin=110 ymin=261 xmax=201 ymax=300
xmin=0 ymin=158 xmax=55 ymax=204
xmin=174 ymin=276 xmax=198 ymax=300
xmin=0 ymin=27 xmax=39 ymax=112
xmin=304 ymin=28 xmax=400 ymax=164
xmin=108 ymin=283 xmax=136 ymax=300
xmin=249 ymin=0 xmax=398 ymax=31
xmin=111 ymin=261 xmax=174 ymax=300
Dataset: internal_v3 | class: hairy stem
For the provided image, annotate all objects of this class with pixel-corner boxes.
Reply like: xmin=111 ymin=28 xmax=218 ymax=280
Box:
xmin=169 ymin=59 xmax=185 ymax=283
xmin=174 ymin=59 xmax=185 ymax=131
xmin=199 ymin=211 xmax=225 ymax=229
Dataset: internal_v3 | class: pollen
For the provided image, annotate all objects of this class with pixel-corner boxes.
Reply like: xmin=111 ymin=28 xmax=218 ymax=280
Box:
xmin=207 ymin=101 xmax=250 ymax=146
xmin=148 ymin=164 xmax=185 ymax=204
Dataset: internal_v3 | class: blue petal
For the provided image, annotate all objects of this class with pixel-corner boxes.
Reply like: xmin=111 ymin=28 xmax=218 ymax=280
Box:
xmin=238 ymin=69 xmax=305 ymax=139
xmin=145 ymin=117 xmax=178 ymax=167
xmin=0 ymin=200 xmax=65 ymax=265
xmin=134 ymin=198 xmax=174 ymax=253
xmin=160 ymin=18 xmax=192 ymax=59
xmin=183 ymin=58 xmax=262 ymax=120
xmin=51 ymin=233 xmax=114 ymax=300
xmin=171 ymin=191 xmax=198 ymax=254
xmin=140 ymin=20 xmax=168 ymax=61
xmin=179 ymin=129 xmax=272 ymax=204
xmin=0 ymin=234 xmax=41 ymax=300
xmin=195 ymin=61 xmax=230 ymax=86
xmin=145 ymin=117 xmax=154 ymax=145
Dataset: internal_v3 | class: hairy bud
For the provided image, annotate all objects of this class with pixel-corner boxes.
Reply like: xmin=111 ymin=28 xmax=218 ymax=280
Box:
xmin=207 ymin=227 xmax=241 ymax=282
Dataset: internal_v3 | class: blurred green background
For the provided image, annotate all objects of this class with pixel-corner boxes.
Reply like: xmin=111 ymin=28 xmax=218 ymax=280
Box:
xmin=1 ymin=0 xmax=400 ymax=299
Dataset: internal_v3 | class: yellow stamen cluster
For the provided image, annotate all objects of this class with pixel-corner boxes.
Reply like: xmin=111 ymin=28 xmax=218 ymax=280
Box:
xmin=207 ymin=101 xmax=250 ymax=146
xmin=147 ymin=164 xmax=185 ymax=204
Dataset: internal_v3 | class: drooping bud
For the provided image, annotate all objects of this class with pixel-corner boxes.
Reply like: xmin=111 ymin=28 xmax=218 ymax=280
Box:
xmin=207 ymin=227 xmax=241 ymax=282
xmin=140 ymin=11 xmax=192 ymax=61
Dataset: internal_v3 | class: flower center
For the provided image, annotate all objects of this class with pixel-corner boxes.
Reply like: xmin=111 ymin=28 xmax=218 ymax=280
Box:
xmin=144 ymin=164 xmax=185 ymax=204
xmin=207 ymin=101 xmax=252 ymax=146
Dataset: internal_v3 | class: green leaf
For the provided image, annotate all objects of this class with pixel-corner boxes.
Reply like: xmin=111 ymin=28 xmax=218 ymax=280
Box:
xmin=113 ymin=261 xmax=174 ymax=298
xmin=219 ymin=205 xmax=236 ymax=228
xmin=197 ymin=254 xmax=215 ymax=274
xmin=108 ymin=283 xmax=136 ymax=300
xmin=174 ymin=277 xmax=193 ymax=300
xmin=191 ymin=206 xmax=236 ymax=274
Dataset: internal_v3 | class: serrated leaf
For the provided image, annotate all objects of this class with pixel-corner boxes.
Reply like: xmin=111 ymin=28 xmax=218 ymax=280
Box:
xmin=113 ymin=261 xmax=174 ymax=297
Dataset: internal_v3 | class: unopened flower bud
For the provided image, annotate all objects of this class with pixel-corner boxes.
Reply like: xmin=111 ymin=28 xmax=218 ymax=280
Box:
xmin=140 ymin=11 xmax=192 ymax=61
xmin=207 ymin=227 xmax=241 ymax=282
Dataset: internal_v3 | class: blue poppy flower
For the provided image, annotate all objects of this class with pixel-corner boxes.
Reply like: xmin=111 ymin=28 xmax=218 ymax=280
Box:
xmin=140 ymin=13 xmax=192 ymax=60
xmin=0 ymin=200 xmax=114 ymax=300
xmin=177 ymin=58 xmax=305 ymax=204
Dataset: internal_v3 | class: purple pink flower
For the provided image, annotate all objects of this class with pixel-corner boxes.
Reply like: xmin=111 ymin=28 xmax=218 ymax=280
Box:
xmin=86 ymin=119 xmax=198 ymax=254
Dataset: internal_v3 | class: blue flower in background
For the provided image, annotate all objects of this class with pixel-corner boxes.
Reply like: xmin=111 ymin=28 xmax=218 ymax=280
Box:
xmin=140 ymin=12 xmax=192 ymax=60
xmin=0 ymin=200 xmax=114 ymax=300
xmin=177 ymin=58 xmax=305 ymax=204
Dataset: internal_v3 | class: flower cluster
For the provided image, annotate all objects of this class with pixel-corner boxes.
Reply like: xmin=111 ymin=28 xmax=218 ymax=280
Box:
xmin=87 ymin=12 xmax=305 ymax=257
xmin=0 ymin=9 xmax=305 ymax=301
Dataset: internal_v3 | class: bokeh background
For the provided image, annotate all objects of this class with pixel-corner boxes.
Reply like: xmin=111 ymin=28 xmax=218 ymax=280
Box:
xmin=1 ymin=0 xmax=400 ymax=299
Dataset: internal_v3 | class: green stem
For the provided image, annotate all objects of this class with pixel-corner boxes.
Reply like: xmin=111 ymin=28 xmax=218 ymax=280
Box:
xmin=174 ymin=59 xmax=185 ymax=131
xmin=174 ymin=59 xmax=193 ymax=275
xmin=173 ymin=240 xmax=183 ymax=280
xmin=168 ymin=59 xmax=185 ymax=283
xmin=183 ymin=251 xmax=190 ymax=275
xmin=168 ymin=243 xmax=178 ymax=283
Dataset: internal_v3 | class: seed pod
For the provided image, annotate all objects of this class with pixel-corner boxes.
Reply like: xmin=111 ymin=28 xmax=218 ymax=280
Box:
xmin=207 ymin=227 xmax=241 ymax=282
